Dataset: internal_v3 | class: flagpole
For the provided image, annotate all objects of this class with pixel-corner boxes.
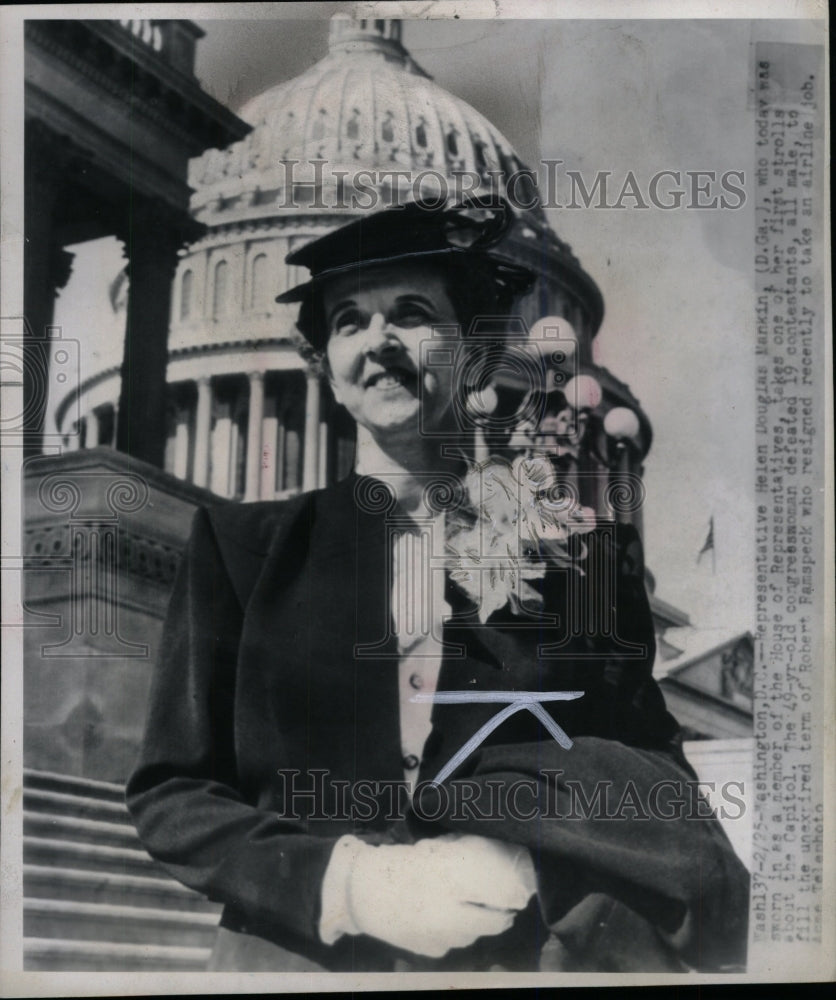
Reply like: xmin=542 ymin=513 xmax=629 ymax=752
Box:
xmin=712 ymin=519 xmax=716 ymax=575
xmin=697 ymin=515 xmax=715 ymax=569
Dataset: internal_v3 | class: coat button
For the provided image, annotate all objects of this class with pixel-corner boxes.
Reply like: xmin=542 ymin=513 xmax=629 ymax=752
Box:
xmin=409 ymin=672 xmax=424 ymax=690
xmin=402 ymin=753 xmax=420 ymax=771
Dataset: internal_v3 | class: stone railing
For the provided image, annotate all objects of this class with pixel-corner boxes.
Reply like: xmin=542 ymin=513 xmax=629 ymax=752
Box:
xmin=116 ymin=19 xmax=202 ymax=76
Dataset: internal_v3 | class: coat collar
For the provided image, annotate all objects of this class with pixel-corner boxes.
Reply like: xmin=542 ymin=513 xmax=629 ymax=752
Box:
xmin=308 ymin=472 xmax=507 ymax=670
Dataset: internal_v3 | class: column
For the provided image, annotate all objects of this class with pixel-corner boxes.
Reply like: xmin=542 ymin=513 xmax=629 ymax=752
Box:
xmin=116 ymin=197 xmax=199 ymax=467
xmin=173 ymin=406 xmax=190 ymax=480
xmin=284 ymin=425 xmax=300 ymax=492
xmin=23 ymin=122 xmax=74 ymax=457
xmin=244 ymin=372 xmax=265 ymax=501
xmin=302 ymin=371 xmax=321 ymax=492
xmin=228 ymin=406 xmax=241 ymax=497
xmin=192 ymin=377 xmax=212 ymax=488
xmin=210 ymin=402 xmax=233 ymax=497
xmin=275 ymin=423 xmax=287 ymax=493
xmin=260 ymin=393 xmax=278 ymax=499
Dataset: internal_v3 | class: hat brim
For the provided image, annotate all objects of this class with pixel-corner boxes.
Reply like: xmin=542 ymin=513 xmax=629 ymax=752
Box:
xmin=277 ymin=246 xmax=535 ymax=306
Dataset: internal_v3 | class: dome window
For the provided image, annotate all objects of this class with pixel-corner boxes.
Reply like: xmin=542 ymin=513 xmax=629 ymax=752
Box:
xmin=381 ymin=111 xmax=394 ymax=144
xmin=180 ymin=269 xmax=193 ymax=321
xmin=213 ymin=260 xmax=229 ymax=320
xmin=472 ymin=135 xmax=488 ymax=176
xmin=446 ymin=126 xmax=459 ymax=158
xmin=312 ymin=108 xmax=327 ymax=140
xmin=415 ymin=117 xmax=427 ymax=149
xmin=346 ymin=108 xmax=360 ymax=140
xmin=249 ymin=253 xmax=270 ymax=311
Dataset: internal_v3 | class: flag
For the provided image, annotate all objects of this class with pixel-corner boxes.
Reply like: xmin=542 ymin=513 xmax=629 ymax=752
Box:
xmin=697 ymin=516 xmax=715 ymax=565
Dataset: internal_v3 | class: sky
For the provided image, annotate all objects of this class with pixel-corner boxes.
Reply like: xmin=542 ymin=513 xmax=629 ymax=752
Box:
xmin=50 ymin=11 xmax=824 ymax=645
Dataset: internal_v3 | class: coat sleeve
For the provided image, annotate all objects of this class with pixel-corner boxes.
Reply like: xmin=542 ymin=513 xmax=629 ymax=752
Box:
xmin=125 ymin=506 xmax=343 ymax=948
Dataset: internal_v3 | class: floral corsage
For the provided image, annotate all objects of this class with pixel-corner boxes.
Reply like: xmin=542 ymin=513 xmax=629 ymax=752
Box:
xmin=445 ymin=456 xmax=596 ymax=624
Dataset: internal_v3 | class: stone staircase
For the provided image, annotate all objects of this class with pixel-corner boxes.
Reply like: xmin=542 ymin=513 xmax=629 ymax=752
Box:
xmin=23 ymin=768 xmax=222 ymax=971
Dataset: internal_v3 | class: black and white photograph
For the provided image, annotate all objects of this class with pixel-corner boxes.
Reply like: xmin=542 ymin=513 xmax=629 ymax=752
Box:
xmin=0 ymin=1 xmax=831 ymax=992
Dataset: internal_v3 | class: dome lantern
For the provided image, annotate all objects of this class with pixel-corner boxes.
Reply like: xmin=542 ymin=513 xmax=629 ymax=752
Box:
xmin=328 ymin=15 xmax=405 ymax=56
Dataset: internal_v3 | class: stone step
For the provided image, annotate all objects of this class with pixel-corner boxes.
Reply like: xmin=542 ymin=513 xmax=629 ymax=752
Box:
xmin=24 ymin=811 xmax=142 ymax=850
xmin=24 ymin=937 xmax=211 ymax=972
xmin=24 ymin=836 xmax=165 ymax=879
xmin=24 ymin=898 xmax=221 ymax=949
xmin=23 ymin=767 xmax=126 ymax=803
xmin=23 ymin=864 xmax=221 ymax=914
xmin=24 ymin=787 xmax=132 ymax=825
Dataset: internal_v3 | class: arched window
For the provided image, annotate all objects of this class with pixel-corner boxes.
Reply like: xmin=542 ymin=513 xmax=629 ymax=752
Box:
xmin=415 ymin=117 xmax=427 ymax=149
xmin=249 ymin=253 xmax=269 ymax=311
xmin=213 ymin=260 xmax=229 ymax=319
xmin=312 ymin=108 xmax=327 ymax=141
xmin=381 ymin=111 xmax=394 ymax=143
xmin=346 ymin=108 xmax=360 ymax=140
xmin=180 ymin=269 xmax=193 ymax=320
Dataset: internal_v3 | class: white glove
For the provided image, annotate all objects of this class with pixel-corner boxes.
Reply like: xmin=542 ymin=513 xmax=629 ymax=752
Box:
xmin=319 ymin=832 xmax=537 ymax=958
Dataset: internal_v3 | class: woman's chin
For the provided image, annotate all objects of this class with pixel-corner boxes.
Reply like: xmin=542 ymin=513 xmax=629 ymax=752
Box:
xmin=360 ymin=408 xmax=421 ymax=438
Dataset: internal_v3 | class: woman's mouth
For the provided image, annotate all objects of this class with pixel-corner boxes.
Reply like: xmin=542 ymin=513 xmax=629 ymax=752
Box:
xmin=364 ymin=367 xmax=416 ymax=390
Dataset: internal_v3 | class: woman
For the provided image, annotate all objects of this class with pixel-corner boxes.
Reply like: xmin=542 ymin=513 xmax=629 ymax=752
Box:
xmin=126 ymin=196 xmax=749 ymax=973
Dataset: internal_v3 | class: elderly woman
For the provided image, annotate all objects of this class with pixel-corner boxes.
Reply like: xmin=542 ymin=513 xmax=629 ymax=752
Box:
xmin=126 ymin=197 xmax=749 ymax=974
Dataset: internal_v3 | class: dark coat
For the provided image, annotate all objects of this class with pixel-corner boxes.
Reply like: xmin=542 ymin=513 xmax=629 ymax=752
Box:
xmin=126 ymin=472 xmax=749 ymax=973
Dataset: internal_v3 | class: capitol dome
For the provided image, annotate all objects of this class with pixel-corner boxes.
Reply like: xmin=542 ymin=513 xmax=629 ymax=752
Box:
xmin=192 ymin=17 xmax=540 ymax=211
xmin=182 ymin=16 xmax=603 ymax=347
xmin=58 ymin=17 xmax=650 ymax=511
xmin=189 ymin=19 xmax=562 ymax=237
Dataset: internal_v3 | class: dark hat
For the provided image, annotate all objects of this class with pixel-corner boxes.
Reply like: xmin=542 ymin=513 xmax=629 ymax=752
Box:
xmin=277 ymin=195 xmax=536 ymax=349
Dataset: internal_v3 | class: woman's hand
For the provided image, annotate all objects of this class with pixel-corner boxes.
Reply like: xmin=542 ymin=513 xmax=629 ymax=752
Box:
xmin=319 ymin=832 xmax=537 ymax=957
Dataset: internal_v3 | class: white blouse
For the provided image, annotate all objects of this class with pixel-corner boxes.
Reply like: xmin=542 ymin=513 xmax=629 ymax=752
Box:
xmin=390 ymin=513 xmax=450 ymax=785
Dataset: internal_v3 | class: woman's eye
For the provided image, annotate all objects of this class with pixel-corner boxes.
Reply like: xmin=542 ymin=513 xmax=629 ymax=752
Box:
xmin=331 ymin=310 xmax=362 ymax=335
xmin=392 ymin=305 xmax=431 ymax=327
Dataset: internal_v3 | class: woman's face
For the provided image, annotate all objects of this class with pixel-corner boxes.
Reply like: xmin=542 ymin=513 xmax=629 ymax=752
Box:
xmin=322 ymin=261 xmax=460 ymax=439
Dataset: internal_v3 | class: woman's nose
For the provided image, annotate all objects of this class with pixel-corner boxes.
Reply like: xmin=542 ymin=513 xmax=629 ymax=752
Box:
xmin=362 ymin=313 xmax=399 ymax=355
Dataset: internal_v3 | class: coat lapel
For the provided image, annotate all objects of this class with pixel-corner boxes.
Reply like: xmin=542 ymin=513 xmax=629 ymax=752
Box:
xmin=309 ymin=476 xmax=405 ymax=790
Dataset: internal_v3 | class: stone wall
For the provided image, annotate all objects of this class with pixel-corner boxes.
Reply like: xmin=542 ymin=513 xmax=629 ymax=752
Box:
xmin=23 ymin=447 xmax=227 ymax=781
